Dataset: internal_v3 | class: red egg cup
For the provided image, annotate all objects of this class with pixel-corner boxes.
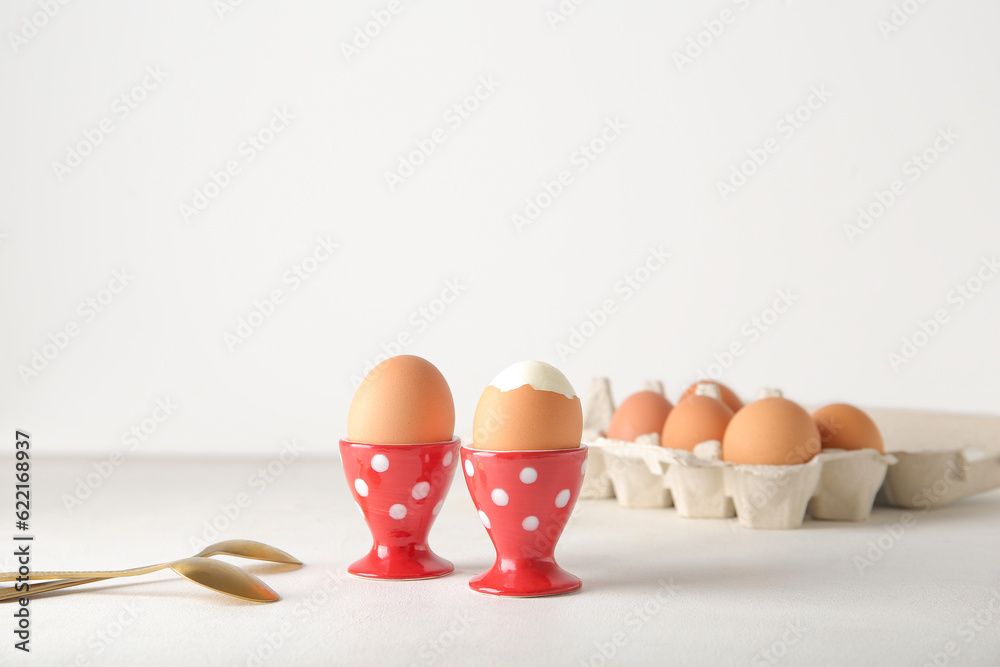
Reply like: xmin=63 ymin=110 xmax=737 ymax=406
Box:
xmin=461 ymin=445 xmax=587 ymax=597
xmin=340 ymin=437 xmax=460 ymax=580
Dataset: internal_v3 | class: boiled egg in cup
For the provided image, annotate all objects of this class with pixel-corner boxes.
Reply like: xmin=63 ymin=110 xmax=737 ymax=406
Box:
xmin=462 ymin=360 xmax=587 ymax=597
xmin=340 ymin=355 xmax=461 ymax=580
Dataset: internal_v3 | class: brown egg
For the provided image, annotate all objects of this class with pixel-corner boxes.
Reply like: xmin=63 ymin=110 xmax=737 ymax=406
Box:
xmin=473 ymin=361 xmax=582 ymax=451
xmin=347 ymin=355 xmax=455 ymax=444
xmin=722 ymin=397 xmax=820 ymax=465
xmin=661 ymin=394 xmax=734 ymax=451
xmin=812 ymin=403 xmax=884 ymax=454
xmin=606 ymin=391 xmax=673 ymax=442
xmin=680 ymin=381 xmax=743 ymax=413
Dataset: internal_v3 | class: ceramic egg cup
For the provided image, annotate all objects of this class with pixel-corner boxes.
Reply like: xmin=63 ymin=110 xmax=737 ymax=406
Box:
xmin=461 ymin=446 xmax=587 ymax=597
xmin=340 ymin=437 xmax=460 ymax=580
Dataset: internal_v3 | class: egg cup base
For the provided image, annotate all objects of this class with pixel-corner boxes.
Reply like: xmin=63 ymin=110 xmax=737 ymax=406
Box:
xmin=348 ymin=545 xmax=454 ymax=580
xmin=469 ymin=558 xmax=581 ymax=597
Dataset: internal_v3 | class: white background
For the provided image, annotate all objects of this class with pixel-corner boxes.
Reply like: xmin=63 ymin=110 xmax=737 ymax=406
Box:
xmin=2 ymin=0 xmax=999 ymax=457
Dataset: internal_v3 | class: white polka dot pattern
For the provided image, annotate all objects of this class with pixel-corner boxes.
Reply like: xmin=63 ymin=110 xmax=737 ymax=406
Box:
xmin=354 ymin=479 xmax=369 ymax=497
xmin=412 ymin=481 xmax=430 ymax=500
xmin=555 ymin=489 xmax=571 ymax=508
xmin=519 ymin=467 xmax=538 ymax=484
xmin=371 ymin=454 xmax=389 ymax=472
xmin=389 ymin=503 xmax=407 ymax=520
xmin=491 ymin=488 xmax=509 ymax=506
xmin=522 ymin=516 xmax=539 ymax=531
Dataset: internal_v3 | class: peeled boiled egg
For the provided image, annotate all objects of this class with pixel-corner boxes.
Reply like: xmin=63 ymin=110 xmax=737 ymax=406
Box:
xmin=812 ymin=403 xmax=885 ymax=454
xmin=680 ymin=381 xmax=743 ymax=413
xmin=347 ymin=355 xmax=455 ymax=444
xmin=660 ymin=385 xmax=733 ymax=451
xmin=606 ymin=391 xmax=673 ymax=442
xmin=722 ymin=397 xmax=820 ymax=465
xmin=472 ymin=360 xmax=582 ymax=451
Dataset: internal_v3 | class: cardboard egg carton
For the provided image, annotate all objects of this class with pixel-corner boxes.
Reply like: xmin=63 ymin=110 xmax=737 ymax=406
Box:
xmin=581 ymin=378 xmax=1000 ymax=529
xmin=866 ymin=408 xmax=1000 ymax=509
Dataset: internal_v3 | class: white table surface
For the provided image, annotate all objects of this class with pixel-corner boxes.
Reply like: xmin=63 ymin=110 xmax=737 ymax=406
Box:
xmin=3 ymin=456 xmax=999 ymax=667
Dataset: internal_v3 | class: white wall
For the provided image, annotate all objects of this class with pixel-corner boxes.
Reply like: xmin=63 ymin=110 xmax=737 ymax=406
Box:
xmin=2 ymin=0 xmax=998 ymax=457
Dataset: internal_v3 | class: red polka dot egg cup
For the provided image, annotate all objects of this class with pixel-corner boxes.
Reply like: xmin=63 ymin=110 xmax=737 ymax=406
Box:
xmin=340 ymin=437 xmax=460 ymax=580
xmin=461 ymin=445 xmax=587 ymax=597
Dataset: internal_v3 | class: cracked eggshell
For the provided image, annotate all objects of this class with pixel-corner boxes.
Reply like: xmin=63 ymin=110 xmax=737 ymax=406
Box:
xmin=472 ymin=360 xmax=582 ymax=451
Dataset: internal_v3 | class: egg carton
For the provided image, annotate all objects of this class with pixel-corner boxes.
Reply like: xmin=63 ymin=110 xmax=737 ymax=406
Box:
xmin=866 ymin=407 xmax=1000 ymax=509
xmin=592 ymin=435 xmax=895 ymax=528
xmin=581 ymin=378 xmax=1000 ymax=529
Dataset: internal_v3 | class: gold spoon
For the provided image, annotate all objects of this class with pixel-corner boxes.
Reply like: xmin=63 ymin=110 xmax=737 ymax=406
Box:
xmin=0 ymin=558 xmax=279 ymax=603
xmin=0 ymin=540 xmax=301 ymax=603
xmin=0 ymin=539 xmax=302 ymax=582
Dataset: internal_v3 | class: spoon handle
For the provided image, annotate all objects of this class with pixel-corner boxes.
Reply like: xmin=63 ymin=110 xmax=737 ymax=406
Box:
xmin=0 ymin=563 xmax=166 ymax=582
xmin=0 ymin=578 xmax=104 ymax=602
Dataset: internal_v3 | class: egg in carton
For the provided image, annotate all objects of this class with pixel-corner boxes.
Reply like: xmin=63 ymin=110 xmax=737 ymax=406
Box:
xmin=583 ymin=380 xmax=899 ymax=528
xmin=584 ymin=380 xmax=676 ymax=508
